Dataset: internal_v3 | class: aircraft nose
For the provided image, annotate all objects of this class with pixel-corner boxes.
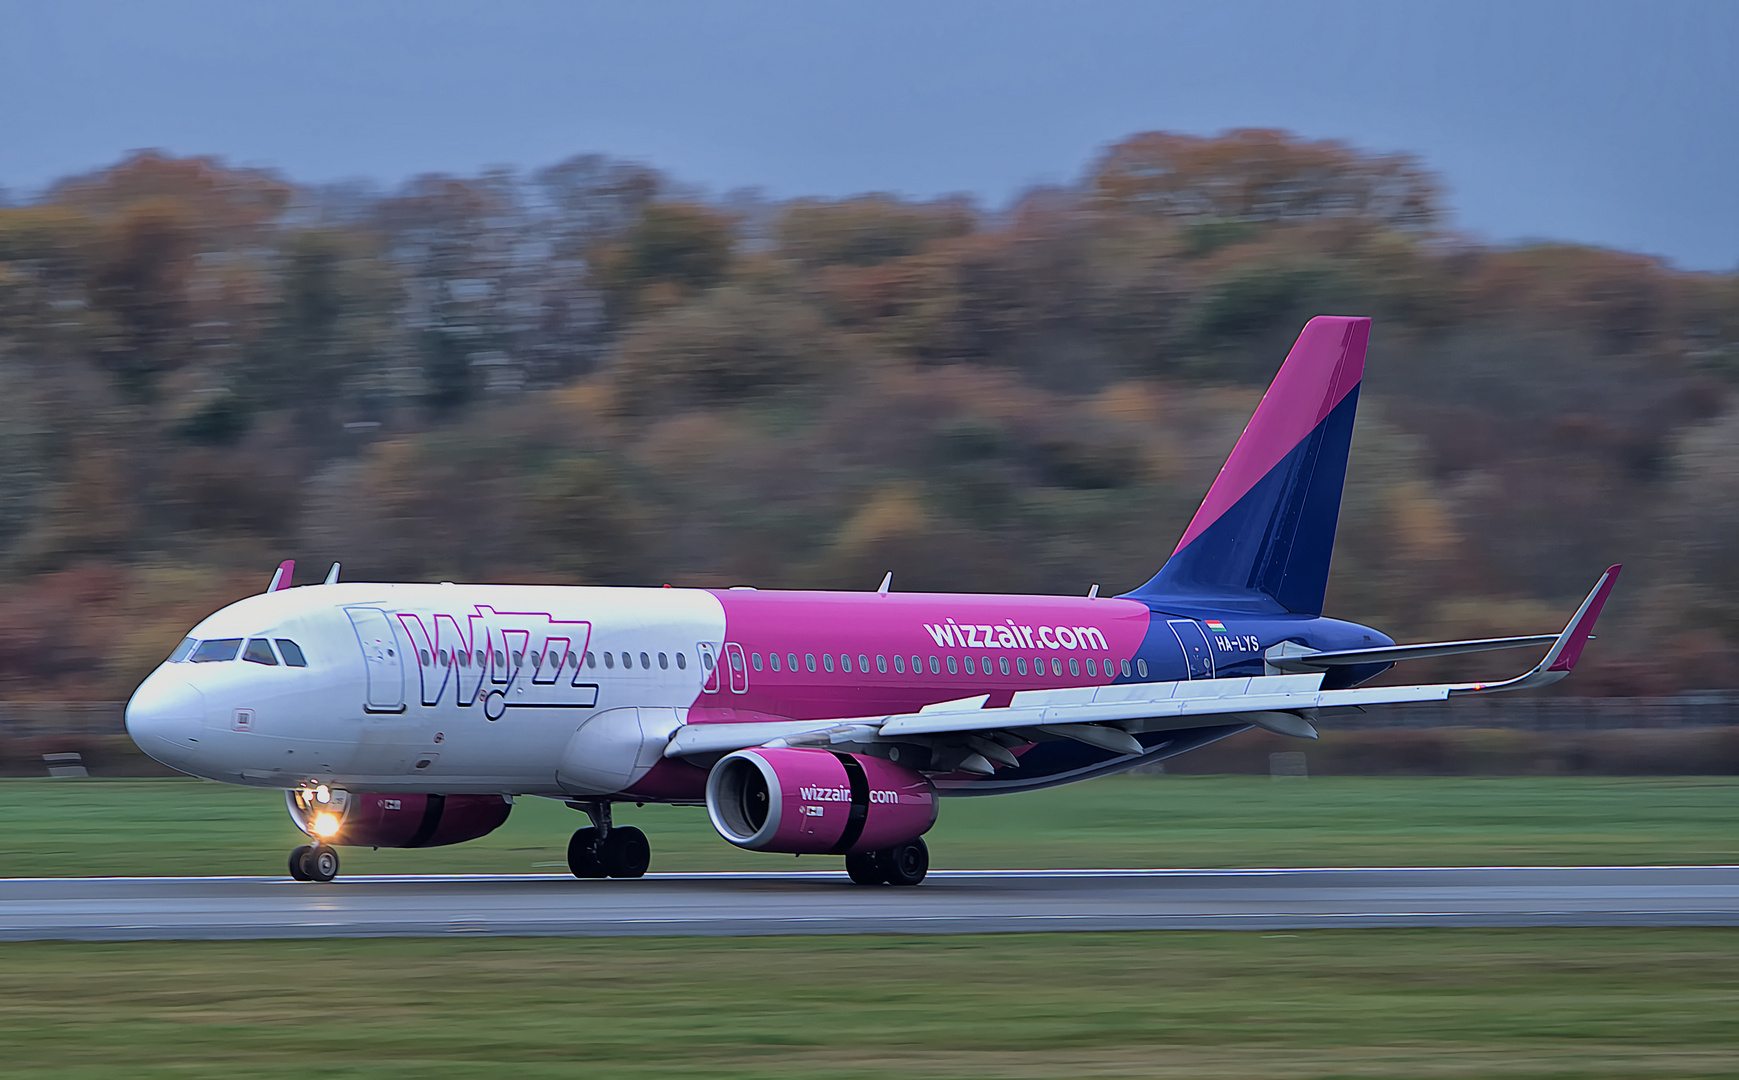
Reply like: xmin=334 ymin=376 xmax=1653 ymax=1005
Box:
xmin=125 ymin=675 xmax=207 ymax=771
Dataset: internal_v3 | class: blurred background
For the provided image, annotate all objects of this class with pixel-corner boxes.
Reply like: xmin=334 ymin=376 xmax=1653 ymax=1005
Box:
xmin=0 ymin=0 xmax=1734 ymax=716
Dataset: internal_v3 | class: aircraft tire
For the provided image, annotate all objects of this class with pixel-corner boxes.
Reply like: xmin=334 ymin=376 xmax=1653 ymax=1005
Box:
xmin=304 ymin=845 xmax=340 ymax=883
xmin=288 ymin=845 xmax=313 ymax=881
xmin=844 ymin=852 xmax=886 ymax=885
xmin=567 ymin=827 xmax=605 ymax=878
xmin=879 ymin=839 xmax=929 ymax=887
xmin=600 ymin=826 xmax=650 ymax=879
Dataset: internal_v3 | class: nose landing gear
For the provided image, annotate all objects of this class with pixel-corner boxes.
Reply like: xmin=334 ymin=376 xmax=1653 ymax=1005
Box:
xmin=565 ymin=801 xmax=650 ymax=879
xmin=288 ymin=843 xmax=340 ymax=882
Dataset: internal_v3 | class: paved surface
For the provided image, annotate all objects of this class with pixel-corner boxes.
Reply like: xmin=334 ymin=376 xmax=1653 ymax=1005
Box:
xmin=4 ymin=867 xmax=1738 ymax=940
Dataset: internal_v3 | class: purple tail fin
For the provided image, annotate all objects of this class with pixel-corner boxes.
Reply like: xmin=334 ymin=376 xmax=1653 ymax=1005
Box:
xmin=1123 ymin=316 xmax=1369 ymax=615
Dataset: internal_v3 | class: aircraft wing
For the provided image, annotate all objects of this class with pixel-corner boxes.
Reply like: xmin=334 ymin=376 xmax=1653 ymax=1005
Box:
xmin=663 ymin=565 xmax=1620 ymax=766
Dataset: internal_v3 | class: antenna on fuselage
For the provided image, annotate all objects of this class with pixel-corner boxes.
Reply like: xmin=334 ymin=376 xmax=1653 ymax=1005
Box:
xmin=1087 ymin=584 xmax=1100 ymax=598
xmin=266 ymin=560 xmax=294 ymax=593
xmin=877 ymin=572 xmax=892 ymax=595
xmin=324 ymin=562 xmax=341 ymax=585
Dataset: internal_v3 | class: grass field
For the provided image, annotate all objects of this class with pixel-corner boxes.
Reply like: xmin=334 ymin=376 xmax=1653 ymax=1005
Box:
xmin=2 ymin=775 xmax=1737 ymax=877
xmin=0 ymin=930 xmax=1735 ymax=1078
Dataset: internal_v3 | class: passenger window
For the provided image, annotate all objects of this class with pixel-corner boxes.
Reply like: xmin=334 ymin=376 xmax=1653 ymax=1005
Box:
xmin=769 ymin=652 xmax=781 ymax=672
xmin=982 ymin=655 xmax=992 ymax=674
xmin=1066 ymin=658 xmax=1076 ymax=676
xmin=805 ymin=653 xmax=816 ymax=672
xmin=190 ymin=638 xmax=242 ymax=663
xmin=962 ymin=656 xmax=973 ymax=674
xmin=476 ymin=650 xmax=486 ymax=666
xmin=929 ymin=656 xmax=940 ymax=674
xmin=822 ymin=654 xmax=834 ymax=672
xmin=275 ymin=639 xmax=308 ymax=667
xmin=839 ymin=654 xmax=851 ymax=673
xmin=893 ymin=654 xmax=905 ymax=673
xmin=168 ymin=637 xmax=196 ymax=663
xmin=513 ymin=651 xmax=524 ymax=667
xmin=622 ymin=652 xmax=633 ymax=669
xmin=420 ymin=649 xmax=432 ymax=666
xmin=788 ymin=653 xmax=798 ymax=671
xmin=999 ymin=656 xmax=1010 ymax=675
xmin=1016 ymin=657 xmax=1027 ymax=675
xmin=495 ymin=651 xmax=505 ymax=667
xmin=948 ymin=656 xmax=959 ymax=674
xmin=1121 ymin=659 xmax=1131 ymax=677
xmin=676 ymin=652 xmax=687 ymax=670
xmin=859 ymin=654 xmax=870 ymax=673
xmin=751 ymin=652 xmax=761 ymax=671
xmin=586 ymin=652 xmax=597 ymax=669
xmin=243 ymin=638 xmax=279 ymax=666
xmin=731 ymin=651 xmax=743 ymax=673
xmin=604 ymin=652 xmax=615 ymax=669
xmin=660 ymin=652 xmax=670 ymax=670
xmin=911 ymin=655 xmax=922 ymax=673
xmin=877 ymin=654 xmax=888 ymax=673
xmin=640 ymin=652 xmax=651 ymax=670
xmin=1086 ymin=658 xmax=1097 ymax=676
xmin=1137 ymin=659 xmax=1148 ymax=677
xmin=702 ymin=652 xmax=714 ymax=670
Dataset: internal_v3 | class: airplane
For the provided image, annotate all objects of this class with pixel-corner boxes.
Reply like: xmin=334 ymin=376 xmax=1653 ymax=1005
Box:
xmin=125 ymin=316 xmax=1620 ymax=886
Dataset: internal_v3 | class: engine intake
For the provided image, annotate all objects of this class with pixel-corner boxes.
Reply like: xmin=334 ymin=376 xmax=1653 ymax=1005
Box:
xmin=706 ymin=748 xmax=937 ymax=855
xmin=287 ymin=789 xmax=512 ymax=848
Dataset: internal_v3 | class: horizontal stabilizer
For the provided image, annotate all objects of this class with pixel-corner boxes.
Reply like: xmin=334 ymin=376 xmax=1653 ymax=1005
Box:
xmin=1268 ymin=634 xmax=1560 ymax=671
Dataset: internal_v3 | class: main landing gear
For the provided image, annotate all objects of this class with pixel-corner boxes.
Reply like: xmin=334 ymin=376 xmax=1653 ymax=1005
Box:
xmin=566 ymin=801 xmax=650 ymax=879
xmin=288 ymin=843 xmax=340 ymax=883
xmin=844 ymin=838 xmax=929 ymax=886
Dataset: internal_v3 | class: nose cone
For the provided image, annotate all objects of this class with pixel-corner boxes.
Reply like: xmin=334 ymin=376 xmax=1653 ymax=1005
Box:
xmin=126 ymin=672 xmax=207 ymax=773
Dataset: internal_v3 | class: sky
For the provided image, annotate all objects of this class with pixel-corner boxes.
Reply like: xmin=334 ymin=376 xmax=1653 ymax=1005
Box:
xmin=2 ymin=0 xmax=1735 ymax=270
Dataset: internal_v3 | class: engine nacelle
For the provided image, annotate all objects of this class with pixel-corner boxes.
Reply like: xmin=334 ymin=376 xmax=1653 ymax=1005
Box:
xmin=706 ymin=747 xmax=937 ymax=855
xmin=287 ymin=789 xmax=512 ymax=848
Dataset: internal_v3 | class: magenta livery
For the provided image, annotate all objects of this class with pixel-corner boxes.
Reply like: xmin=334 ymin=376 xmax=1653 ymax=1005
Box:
xmin=125 ymin=317 xmax=1621 ymax=886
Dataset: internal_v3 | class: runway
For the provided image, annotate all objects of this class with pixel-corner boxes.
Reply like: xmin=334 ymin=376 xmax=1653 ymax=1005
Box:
xmin=5 ymin=866 xmax=1739 ymax=940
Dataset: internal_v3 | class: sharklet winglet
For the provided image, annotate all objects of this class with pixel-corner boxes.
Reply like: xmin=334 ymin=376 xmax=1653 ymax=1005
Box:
xmin=1450 ymin=565 xmax=1622 ymax=695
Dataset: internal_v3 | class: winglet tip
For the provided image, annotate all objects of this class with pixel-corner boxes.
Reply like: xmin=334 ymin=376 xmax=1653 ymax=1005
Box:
xmin=1547 ymin=565 xmax=1623 ymax=673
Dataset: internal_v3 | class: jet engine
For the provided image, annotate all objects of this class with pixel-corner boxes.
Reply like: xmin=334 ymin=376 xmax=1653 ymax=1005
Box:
xmin=287 ymin=788 xmax=512 ymax=848
xmin=705 ymin=747 xmax=937 ymax=855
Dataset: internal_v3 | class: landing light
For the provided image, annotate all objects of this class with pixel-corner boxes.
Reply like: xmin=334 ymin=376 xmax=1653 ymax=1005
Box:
xmin=315 ymin=785 xmax=331 ymax=804
xmin=312 ymin=812 xmax=342 ymax=838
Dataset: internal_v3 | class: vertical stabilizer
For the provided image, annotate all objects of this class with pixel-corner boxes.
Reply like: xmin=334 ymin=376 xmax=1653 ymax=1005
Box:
xmin=1123 ymin=316 xmax=1369 ymax=615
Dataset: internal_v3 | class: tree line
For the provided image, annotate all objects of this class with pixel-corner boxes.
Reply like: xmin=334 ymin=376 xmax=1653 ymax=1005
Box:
xmin=0 ymin=130 xmax=1735 ymax=699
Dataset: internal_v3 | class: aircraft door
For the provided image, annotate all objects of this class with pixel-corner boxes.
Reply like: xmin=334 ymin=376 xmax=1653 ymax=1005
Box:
xmin=725 ymin=642 xmax=749 ymax=694
xmin=347 ymin=608 xmax=406 ymax=711
xmin=1166 ymin=619 xmax=1214 ymax=680
xmin=697 ymin=642 xmax=720 ymax=693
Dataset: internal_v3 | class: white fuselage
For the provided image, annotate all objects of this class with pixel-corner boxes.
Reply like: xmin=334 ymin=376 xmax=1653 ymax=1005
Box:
xmin=126 ymin=582 xmax=726 ymax=794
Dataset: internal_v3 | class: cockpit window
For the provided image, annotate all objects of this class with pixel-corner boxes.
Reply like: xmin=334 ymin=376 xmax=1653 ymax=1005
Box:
xmin=243 ymin=639 xmax=279 ymax=666
xmin=190 ymin=638 xmax=243 ymax=663
xmin=275 ymin=639 xmax=308 ymax=667
xmin=168 ymin=637 xmax=197 ymax=663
